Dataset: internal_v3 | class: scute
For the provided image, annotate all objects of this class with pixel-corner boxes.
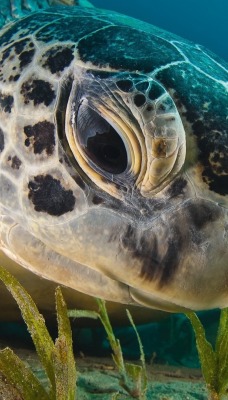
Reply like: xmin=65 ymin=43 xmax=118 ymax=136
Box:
xmin=172 ymin=41 xmax=228 ymax=82
xmin=77 ymin=25 xmax=184 ymax=72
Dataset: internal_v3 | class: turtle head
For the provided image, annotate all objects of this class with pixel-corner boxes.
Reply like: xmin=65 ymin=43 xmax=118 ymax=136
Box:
xmin=1 ymin=66 xmax=225 ymax=314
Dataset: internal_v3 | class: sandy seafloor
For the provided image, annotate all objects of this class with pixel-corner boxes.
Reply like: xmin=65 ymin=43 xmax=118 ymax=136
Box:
xmin=0 ymin=341 xmax=207 ymax=400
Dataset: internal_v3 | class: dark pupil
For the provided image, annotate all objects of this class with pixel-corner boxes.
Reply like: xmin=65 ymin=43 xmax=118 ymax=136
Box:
xmin=77 ymin=104 xmax=128 ymax=174
xmin=87 ymin=128 xmax=127 ymax=174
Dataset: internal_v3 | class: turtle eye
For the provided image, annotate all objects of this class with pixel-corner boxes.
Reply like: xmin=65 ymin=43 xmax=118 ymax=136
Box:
xmin=76 ymin=100 xmax=128 ymax=174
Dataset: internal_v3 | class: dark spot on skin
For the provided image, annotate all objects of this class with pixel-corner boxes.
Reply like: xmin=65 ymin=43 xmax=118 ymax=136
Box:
xmin=28 ymin=174 xmax=76 ymax=216
xmin=167 ymin=177 xmax=187 ymax=198
xmin=19 ymin=48 xmax=35 ymax=68
xmin=0 ymin=39 xmax=35 ymax=77
xmin=1 ymin=48 xmax=11 ymax=63
xmin=0 ymin=128 xmax=4 ymax=152
xmin=116 ymin=79 xmax=133 ymax=92
xmin=122 ymin=224 xmax=183 ymax=287
xmin=187 ymin=201 xmax=220 ymax=230
xmin=14 ymin=40 xmax=29 ymax=55
xmin=42 ymin=46 xmax=74 ymax=74
xmin=153 ymin=138 xmax=167 ymax=157
xmin=0 ymin=93 xmax=14 ymax=113
xmin=21 ymin=79 xmax=55 ymax=107
xmin=134 ymin=94 xmax=146 ymax=107
xmin=8 ymin=155 xmax=22 ymax=169
xmin=203 ymin=173 xmax=228 ymax=195
xmin=92 ymin=195 xmax=104 ymax=205
xmin=24 ymin=121 xmax=55 ymax=155
xmin=9 ymin=74 xmax=20 ymax=82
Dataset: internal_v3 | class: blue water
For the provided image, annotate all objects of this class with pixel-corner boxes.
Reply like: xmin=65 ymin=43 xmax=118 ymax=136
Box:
xmin=93 ymin=0 xmax=228 ymax=62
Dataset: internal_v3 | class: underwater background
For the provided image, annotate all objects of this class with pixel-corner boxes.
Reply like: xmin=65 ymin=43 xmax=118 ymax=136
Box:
xmin=0 ymin=0 xmax=226 ymax=371
xmin=93 ymin=0 xmax=228 ymax=62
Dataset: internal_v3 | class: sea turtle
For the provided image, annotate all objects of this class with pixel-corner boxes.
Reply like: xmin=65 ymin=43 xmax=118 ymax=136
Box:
xmin=0 ymin=0 xmax=227 ymax=322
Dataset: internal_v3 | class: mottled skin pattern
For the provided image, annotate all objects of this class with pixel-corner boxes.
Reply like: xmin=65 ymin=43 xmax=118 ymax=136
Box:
xmin=0 ymin=4 xmax=227 ymax=315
